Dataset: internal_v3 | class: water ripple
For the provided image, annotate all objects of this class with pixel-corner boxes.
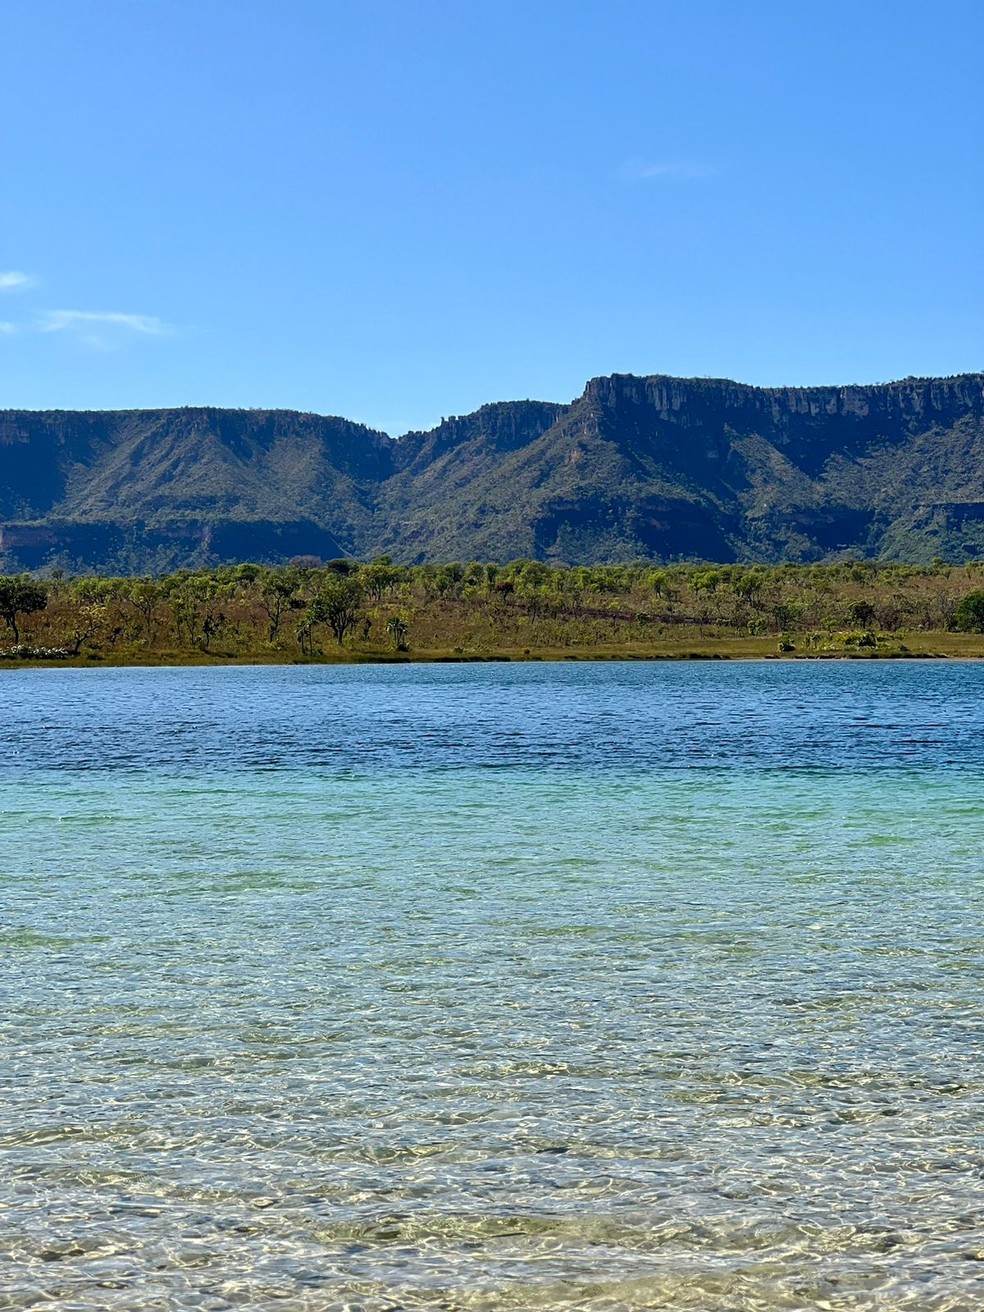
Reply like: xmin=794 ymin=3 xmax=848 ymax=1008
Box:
xmin=1 ymin=665 xmax=984 ymax=1308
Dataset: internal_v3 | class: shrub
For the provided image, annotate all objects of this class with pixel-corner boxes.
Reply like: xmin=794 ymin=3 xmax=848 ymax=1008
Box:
xmin=955 ymin=591 xmax=984 ymax=632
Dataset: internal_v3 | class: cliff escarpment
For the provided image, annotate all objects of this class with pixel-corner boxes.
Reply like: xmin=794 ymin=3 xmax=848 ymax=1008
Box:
xmin=2 ymin=373 xmax=983 ymax=571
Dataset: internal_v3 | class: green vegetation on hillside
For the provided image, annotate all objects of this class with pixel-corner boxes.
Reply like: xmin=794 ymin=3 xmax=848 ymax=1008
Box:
xmin=5 ymin=557 xmax=984 ymax=664
xmin=2 ymin=373 xmax=983 ymax=572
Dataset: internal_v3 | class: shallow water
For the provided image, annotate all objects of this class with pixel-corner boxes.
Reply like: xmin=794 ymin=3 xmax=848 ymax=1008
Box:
xmin=2 ymin=662 xmax=983 ymax=1310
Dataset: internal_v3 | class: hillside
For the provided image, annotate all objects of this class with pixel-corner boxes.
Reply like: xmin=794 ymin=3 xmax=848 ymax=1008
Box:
xmin=0 ymin=408 xmax=394 ymax=572
xmin=1 ymin=373 xmax=983 ymax=571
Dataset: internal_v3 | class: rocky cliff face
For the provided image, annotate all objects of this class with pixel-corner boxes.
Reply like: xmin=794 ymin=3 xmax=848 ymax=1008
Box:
xmin=2 ymin=373 xmax=983 ymax=571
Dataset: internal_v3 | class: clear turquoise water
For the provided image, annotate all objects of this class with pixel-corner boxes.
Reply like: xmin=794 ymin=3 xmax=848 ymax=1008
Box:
xmin=2 ymin=662 xmax=984 ymax=1311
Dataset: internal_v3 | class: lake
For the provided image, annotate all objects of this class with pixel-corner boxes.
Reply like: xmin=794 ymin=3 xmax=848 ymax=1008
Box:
xmin=2 ymin=662 xmax=983 ymax=1310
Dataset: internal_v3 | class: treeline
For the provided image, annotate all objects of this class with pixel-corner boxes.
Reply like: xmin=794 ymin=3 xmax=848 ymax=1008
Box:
xmin=4 ymin=557 xmax=984 ymax=661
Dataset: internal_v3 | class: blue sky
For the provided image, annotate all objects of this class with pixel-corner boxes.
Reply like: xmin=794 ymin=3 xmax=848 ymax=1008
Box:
xmin=1 ymin=0 xmax=981 ymax=435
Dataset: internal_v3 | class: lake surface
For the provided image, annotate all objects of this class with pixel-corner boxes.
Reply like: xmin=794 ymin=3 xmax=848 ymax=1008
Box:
xmin=2 ymin=662 xmax=984 ymax=1311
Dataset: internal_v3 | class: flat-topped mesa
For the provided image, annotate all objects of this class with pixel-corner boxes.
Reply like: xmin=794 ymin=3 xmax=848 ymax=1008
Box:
xmin=583 ymin=372 xmax=984 ymax=428
xmin=576 ymin=373 xmax=984 ymax=487
xmin=0 ymin=407 xmax=394 ymax=524
xmin=3 ymin=372 xmax=984 ymax=570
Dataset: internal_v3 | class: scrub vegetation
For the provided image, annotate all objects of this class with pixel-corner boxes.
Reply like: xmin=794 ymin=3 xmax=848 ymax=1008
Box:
xmin=5 ymin=557 xmax=984 ymax=665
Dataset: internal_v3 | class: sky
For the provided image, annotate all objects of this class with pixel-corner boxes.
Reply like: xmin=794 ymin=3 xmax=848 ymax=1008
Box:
xmin=1 ymin=0 xmax=981 ymax=435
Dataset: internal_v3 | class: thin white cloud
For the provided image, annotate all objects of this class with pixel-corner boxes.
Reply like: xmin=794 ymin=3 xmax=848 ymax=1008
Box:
xmin=38 ymin=309 xmax=172 ymax=350
xmin=0 ymin=270 xmax=34 ymax=291
xmin=0 ymin=283 xmax=172 ymax=345
xmin=40 ymin=310 xmax=169 ymax=335
xmin=619 ymin=160 xmax=717 ymax=181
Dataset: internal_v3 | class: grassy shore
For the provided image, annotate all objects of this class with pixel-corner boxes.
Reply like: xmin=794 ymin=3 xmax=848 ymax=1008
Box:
xmin=5 ymin=558 xmax=984 ymax=666
xmin=5 ymin=630 xmax=984 ymax=669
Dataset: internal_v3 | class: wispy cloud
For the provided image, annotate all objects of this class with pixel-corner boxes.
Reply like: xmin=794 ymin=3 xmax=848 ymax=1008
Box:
xmin=619 ymin=160 xmax=718 ymax=181
xmin=0 ymin=280 xmax=172 ymax=346
xmin=0 ymin=270 xmax=34 ymax=292
xmin=39 ymin=309 xmax=172 ymax=349
xmin=41 ymin=310 xmax=169 ymax=335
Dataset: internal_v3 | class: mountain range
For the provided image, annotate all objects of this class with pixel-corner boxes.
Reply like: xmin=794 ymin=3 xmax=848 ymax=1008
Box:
xmin=1 ymin=371 xmax=983 ymax=572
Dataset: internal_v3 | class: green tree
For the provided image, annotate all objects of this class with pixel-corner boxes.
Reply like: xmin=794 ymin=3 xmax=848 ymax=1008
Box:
xmin=691 ymin=569 xmax=722 ymax=595
xmin=125 ymin=579 xmax=162 ymax=644
xmin=955 ymin=591 xmax=984 ymax=632
xmin=361 ymin=560 xmax=404 ymax=602
xmin=733 ymin=571 xmax=764 ymax=601
xmin=66 ymin=603 xmax=108 ymax=656
xmin=849 ymin=599 xmax=876 ymax=626
xmin=171 ymin=574 xmax=231 ymax=650
xmin=0 ymin=577 xmax=48 ymax=644
xmin=434 ymin=563 xmax=465 ymax=597
xmin=309 ymin=575 xmax=364 ymax=645
xmin=257 ymin=568 xmax=299 ymax=641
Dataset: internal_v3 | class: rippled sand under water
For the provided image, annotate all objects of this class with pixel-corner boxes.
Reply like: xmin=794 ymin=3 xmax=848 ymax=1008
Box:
xmin=1 ymin=662 xmax=983 ymax=1310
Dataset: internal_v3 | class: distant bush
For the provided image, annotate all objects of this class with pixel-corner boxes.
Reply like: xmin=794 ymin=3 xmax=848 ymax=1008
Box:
xmin=955 ymin=591 xmax=984 ymax=632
